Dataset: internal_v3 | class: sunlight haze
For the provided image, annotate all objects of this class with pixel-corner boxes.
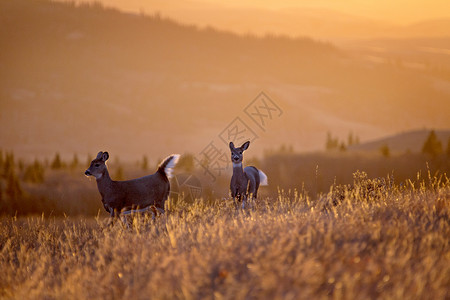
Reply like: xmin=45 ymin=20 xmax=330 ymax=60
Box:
xmin=70 ymin=0 xmax=450 ymax=40
xmin=95 ymin=0 xmax=450 ymax=24
xmin=2 ymin=0 xmax=450 ymax=160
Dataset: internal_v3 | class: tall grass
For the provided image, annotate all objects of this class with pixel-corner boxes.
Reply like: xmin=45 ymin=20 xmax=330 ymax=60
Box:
xmin=0 ymin=173 xmax=448 ymax=299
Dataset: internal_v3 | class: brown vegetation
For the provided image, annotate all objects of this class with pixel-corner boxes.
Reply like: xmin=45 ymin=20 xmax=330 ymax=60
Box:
xmin=0 ymin=171 xmax=448 ymax=299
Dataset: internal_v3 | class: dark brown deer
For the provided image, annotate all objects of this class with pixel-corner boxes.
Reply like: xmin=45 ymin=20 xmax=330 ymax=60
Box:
xmin=229 ymin=141 xmax=268 ymax=209
xmin=85 ymin=151 xmax=179 ymax=219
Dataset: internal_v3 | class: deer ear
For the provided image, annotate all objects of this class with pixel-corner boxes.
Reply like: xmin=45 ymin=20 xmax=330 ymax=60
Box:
xmin=241 ymin=141 xmax=250 ymax=151
xmin=96 ymin=152 xmax=103 ymax=159
xmin=229 ymin=142 xmax=235 ymax=150
xmin=102 ymin=152 xmax=109 ymax=162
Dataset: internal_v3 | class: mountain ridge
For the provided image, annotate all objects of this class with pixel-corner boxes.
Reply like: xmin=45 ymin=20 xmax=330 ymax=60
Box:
xmin=1 ymin=0 xmax=449 ymax=160
xmin=350 ymin=129 xmax=450 ymax=153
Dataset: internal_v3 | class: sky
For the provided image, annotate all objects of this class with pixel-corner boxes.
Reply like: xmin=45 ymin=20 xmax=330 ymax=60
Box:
xmin=92 ymin=0 xmax=450 ymax=25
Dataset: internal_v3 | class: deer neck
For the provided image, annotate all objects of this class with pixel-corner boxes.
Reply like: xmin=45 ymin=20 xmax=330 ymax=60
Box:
xmin=96 ymin=168 xmax=113 ymax=194
xmin=232 ymin=162 xmax=245 ymax=176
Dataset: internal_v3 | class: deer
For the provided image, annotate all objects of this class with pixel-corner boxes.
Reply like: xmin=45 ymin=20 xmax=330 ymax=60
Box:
xmin=229 ymin=141 xmax=268 ymax=209
xmin=85 ymin=151 xmax=180 ymax=222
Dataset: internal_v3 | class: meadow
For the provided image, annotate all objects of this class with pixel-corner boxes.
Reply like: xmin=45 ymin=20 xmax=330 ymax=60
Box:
xmin=1 ymin=1 xmax=449 ymax=298
xmin=0 ymin=169 xmax=448 ymax=299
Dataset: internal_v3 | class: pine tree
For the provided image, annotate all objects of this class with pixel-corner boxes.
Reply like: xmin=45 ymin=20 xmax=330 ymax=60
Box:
xmin=446 ymin=137 xmax=450 ymax=158
xmin=380 ymin=144 xmax=390 ymax=158
xmin=2 ymin=152 xmax=15 ymax=179
xmin=422 ymin=130 xmax=443 ymax=157
xmin=326 ymin=132 xmax=339 ymax=151
xmin=51 ymin=153 xmax=64 ymax=169
xmin=114 ymin=166 xmax=125 ymax=181
xmin=348 ymin=132 xmax=354 ymax=146
xmin=0 ymin=179 xmax=3 ymax=207
xmin=177 ymin=153 xmax=195 ymax=172
xmin=142 ymin=155 xmax=149 ymax=170
xmin=23 ymin=159 xmax=45 ymax=183
xmin=6 ymin=170 xmax=23 ymax=201
xmin=70 ymin=154 xmax=79 ymax=170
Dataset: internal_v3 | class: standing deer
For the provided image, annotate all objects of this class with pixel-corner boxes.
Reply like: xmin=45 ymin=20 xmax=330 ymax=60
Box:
xmin=85 ymin=151 xmax=180 ymax=220
xmin=229 ymin=141 xmax=268 ymax=208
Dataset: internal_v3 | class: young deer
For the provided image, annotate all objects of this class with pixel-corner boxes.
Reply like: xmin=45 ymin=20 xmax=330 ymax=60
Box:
xmin=229 ymin=141 xmax=268 ymax=208
xmin=85 ymin=151 xmax=180 ymax=219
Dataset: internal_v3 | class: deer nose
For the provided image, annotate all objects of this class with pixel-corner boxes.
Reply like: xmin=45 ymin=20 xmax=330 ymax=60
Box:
xmin=85 ymin=170 xmax=91 ymax=176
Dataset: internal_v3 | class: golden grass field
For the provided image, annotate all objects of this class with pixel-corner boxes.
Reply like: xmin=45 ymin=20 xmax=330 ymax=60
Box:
xmin=0 ymin=172 xmax=448 ymax=299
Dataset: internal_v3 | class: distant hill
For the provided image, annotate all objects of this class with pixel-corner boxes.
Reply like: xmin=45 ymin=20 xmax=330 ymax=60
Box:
xmin=0 ymin=0 xmax=449 ymax=160
xmin=349 ymin=129 xmax=450 ymax=153
xmin=400 ymin=19 xmax=450 ymax=38
xmin=100 ymin=1 xmax=450 ymax=40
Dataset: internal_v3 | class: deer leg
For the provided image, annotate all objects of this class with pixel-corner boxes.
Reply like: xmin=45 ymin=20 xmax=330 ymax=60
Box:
xmin=106 ymin=209 xmax=117 ymax=227
xmin=247 ymin=178 xmax=257 ymax=208
xmin=231 ymin=189 xmax=239 ymax=209
xmin=150 ymin=206 xmax=158 ymax=221
xmin=120 ymin=214 xmax=130 ymax=228
xmin=242 ymin=194 xmax=247 ymax=209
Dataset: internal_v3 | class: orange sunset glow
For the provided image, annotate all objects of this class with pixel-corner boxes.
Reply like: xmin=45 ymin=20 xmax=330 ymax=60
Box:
xmin=0 ymin=1 xmax=449 ymax=298
xmin=92 ymin=0 xmax=450 ymax=23
xmin=86 ymin=0 xmax=450 ymax=37
xmin=2 ymin=0 xmax=450 ymax=161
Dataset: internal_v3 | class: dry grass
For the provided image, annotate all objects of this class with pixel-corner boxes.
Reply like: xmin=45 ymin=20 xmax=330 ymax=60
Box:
xmin=0 ymin=174 xmax=449 ymax=299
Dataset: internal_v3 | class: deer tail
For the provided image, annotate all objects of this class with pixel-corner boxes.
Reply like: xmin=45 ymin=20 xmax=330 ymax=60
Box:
xmin=157 ymin=154 xmax=180 ymax=179
xmin=258 ymin=169 xmax=268 ymax=186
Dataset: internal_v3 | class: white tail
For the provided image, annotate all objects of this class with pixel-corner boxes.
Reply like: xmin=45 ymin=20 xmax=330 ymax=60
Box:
xmin=258 ymin=170 xmax=268 ymax=186
xmin=158 ymin=154 xmax=180 ymax=179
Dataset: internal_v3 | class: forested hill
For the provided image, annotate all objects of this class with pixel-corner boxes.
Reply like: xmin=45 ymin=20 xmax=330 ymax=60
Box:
xmin=1 ymin=0 xmax=449 ymax=160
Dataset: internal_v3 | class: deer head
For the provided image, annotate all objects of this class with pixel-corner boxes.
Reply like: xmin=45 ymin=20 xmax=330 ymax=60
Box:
xmin=229 ymin=141 xmax=250 ymax=165
xmin=85 ymin=151 xmax=109 ymax=179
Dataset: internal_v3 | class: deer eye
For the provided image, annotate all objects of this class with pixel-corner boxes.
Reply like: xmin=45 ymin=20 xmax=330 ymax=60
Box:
xmin=94 ymin=163 xmax=100 ymax=167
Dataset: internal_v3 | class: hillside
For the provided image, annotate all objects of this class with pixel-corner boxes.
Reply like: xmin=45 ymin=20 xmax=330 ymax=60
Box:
xmin=83 ymin=0 xmax=450 ymax=39
xmin=349 ymin=129 xmax=450 ymax=153
xmin=0 ymin=0 xmax=449 ymax=160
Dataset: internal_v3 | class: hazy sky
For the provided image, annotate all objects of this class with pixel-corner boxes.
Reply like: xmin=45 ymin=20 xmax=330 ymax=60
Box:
xmin=93 ymin=0 xmax=450 ymax=24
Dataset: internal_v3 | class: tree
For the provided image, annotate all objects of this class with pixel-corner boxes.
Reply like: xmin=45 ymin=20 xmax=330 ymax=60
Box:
xmin=114 ymin=166 xmax=125 ymax=181
xmin=279 ymin=144 xmax=294 ymax=154
xmin=2 ymin=152 xmax=15 ymax=179
xmin=422 ymin=130 xmax=443 ymax=157
xmin=51 ymin=153 xmax=64 ymax=169
xmin=70 ymin=154 xmax=79 ymax=170
xmin=142 ymin=155 xmax=149 ymax=170
xmin=177 ymin=153 xmax=194 ymax=172
xmin=446 ymin=137 xmax=450 ymax=158
xmin=326 ymin=132 xmax=339 ymax=151
xmin=23 ymin=159 xmax=45 ymax=183
xmin=0 ymin=179 xmax=3 ymax=207
xmin=380 ymin=144 xmax=390 ymax=158
xmin=348 ymin=132 xmax=354 ymax=146
xmin=6 ymin=170 xmax=23 ymax=201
